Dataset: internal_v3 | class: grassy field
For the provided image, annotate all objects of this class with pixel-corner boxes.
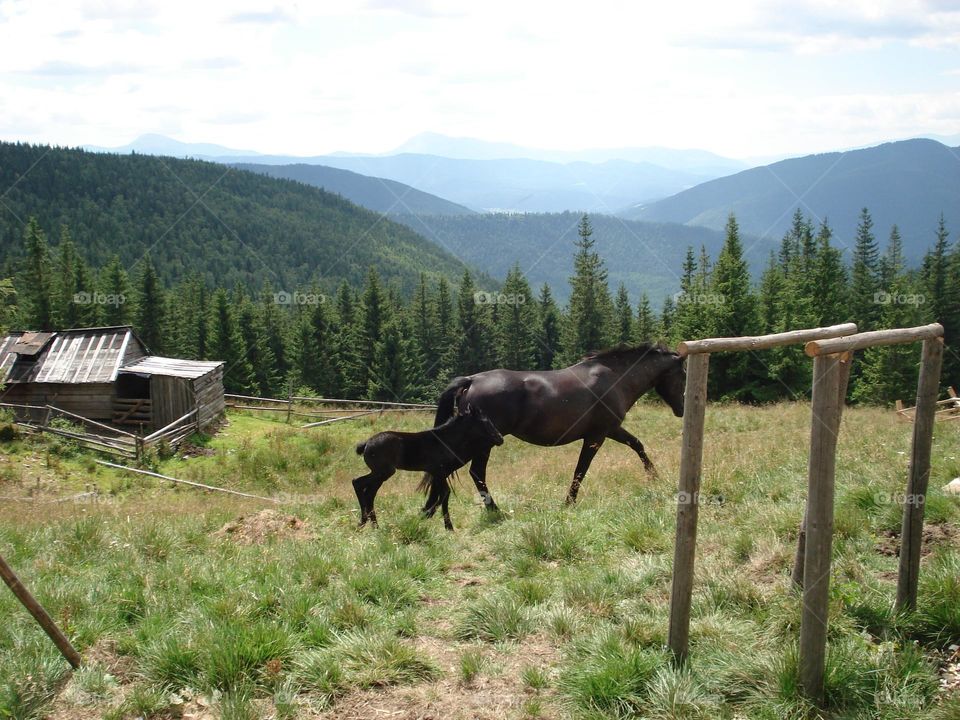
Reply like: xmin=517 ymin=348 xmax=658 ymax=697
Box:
xmin=0 ymin=402 xmax=958 ymax=719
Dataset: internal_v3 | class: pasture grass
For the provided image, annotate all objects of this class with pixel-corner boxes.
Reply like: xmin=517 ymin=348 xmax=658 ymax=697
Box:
xmin=0 ymin=402 xmax=957 ymax=718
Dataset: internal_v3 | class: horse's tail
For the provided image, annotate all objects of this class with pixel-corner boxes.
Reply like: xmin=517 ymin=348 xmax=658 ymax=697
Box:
xmin=434 ymin=376 xmax=472 ymax=427
xmin=417 ymin=470 xmax=458 ymax=495
xmin=355 ymin=441 xmax=366 ymax=455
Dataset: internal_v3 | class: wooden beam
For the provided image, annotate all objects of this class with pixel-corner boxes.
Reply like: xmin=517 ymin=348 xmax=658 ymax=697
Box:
xmin=805 ymin=323 xmax=943 ymax=357
xmin=667 ymin=351 xmax=710 ymax=665
xmin=0 ymin=552 xmax=81 ymax=669
xmin=799 ymin=353 xmax=844 ymax=704
xmin=677 ymin=323 xmax=856 ymax=357
xmin=95 ymin=461 xmax=280 ymax=503
xmin=896 ymin=337 xmax=944 ymax=611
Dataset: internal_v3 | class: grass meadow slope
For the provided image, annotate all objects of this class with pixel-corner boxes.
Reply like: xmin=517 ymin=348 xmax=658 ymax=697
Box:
xmin=0 ymin=403 xmax=958 ymax=719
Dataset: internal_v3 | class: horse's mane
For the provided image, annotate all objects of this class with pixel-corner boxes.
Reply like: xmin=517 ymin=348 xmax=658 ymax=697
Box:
xmin=581 ymin=342 xmax=676 ymax=364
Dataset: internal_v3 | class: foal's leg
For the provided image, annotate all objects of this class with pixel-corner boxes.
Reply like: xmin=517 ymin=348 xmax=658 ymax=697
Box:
xmin=355 ymin=470 xmax=392 ymax=528
xmin=565 ymin=436 xmax=606 ymax=505
xmin=439 ymin=479 xmax=454 ymax=531
xmin=353 ymin=473 xmax=376 ymax=527
xmin=468 ymin=448 xmax=499 ymax=512
xmin=607 ymin=426 xmax=658 ymax=476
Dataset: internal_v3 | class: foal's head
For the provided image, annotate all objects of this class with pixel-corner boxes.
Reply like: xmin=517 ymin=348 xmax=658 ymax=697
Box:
xmin=460 ymin=404 xmax=504 ymax=446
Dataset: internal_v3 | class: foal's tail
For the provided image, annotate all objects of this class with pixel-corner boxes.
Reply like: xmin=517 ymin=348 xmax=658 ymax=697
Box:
xmin=417 ymin=471 xmax=455 ymax=496
xmin=355 ymin=441 xmax=366 ymax=455
xmin=434 ymin=376 xmax=472 ymax=427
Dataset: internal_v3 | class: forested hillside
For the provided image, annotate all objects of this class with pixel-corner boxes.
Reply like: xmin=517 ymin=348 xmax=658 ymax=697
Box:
xmin=392 ymin=211 xmax=774 ymax=302
xmin=233 ymin=162 xmax=476 ymax=217
xmin=0 ymin=142 xmax=472 ymax=295
xmin=625 ymin=139 xmax=960 ymax=262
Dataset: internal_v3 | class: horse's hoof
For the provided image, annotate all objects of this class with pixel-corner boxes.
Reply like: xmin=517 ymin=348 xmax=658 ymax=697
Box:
xmin=484 ymin=502 xmax=501 ymax=513
xmin=444 ymin=522 xmax=454 ymax=531
xmin=564 ymin=496 xmax=578 ymax=506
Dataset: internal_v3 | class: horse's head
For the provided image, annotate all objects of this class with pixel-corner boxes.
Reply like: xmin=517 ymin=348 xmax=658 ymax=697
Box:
xmin=655 ymin=352 xmax=686 ymax=418
xmin=463 ymin=404 xmax=504 ymax=446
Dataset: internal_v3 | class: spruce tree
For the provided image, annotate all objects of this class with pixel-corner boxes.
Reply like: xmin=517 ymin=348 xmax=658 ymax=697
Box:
xmin=21 ymin=217 xmax=54 ymax=330
xmin=561 ymin=214 xmax=613 ymax=362
xmin=709 ymin=215 xmax=756 ymax=398
xmin=614 ymin=284 xmax=633 ymax=345
xmin=534 ymin=283 xmax=561 ymax=370
xmin=209 ymin=287 xmax=254 ymax=393
xmin=496 ymin=265 xmax=536 ymax=369
xmin=449 ymin=269 xmax=495 ymax=375
xmin=811 ymin=220 xmax=848 ymax=326
xmin=412 ymin=273 xmax=438 ymax=377
xmin=849 ymin=208 xmax=881 ymax=331
xmin=135 ymin=255 xmax=165 ymax=352
xmin=99 ymin=255 xmax=133 ymax=326
xmin=72 ymin=258 xmax=99 ymax=328
xmin=236 ymin=290 xmax=279 ymax=397
xmin=259 ymin=281 xmax=289 ymax=382
xmin=54 ymin=225 xmax=79 ymax=328
xmin=368 ymin=314 xmax=422 ymax=401
xmin=635 ymin=293 xmax=656 ymax=343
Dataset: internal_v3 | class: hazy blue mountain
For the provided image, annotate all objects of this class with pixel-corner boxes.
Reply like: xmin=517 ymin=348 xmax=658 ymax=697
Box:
xmin=86 ymin=133 xmax=262 ymax=158
xmin=623 ymin=139 xmax=960 ymax=262
xmin=391 ymin=211 xmax=776 ymax=303
xmin=216 ymin=153 xmax=713 ymax=213
xmin=233 ymin=162 xmax=476 ymax=216
xmin=388 ymin=131 xmax=748 ymax=175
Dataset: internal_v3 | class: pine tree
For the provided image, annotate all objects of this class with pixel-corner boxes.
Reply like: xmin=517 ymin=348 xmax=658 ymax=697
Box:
xmin=54 ymin=225 xmax=79 ymax=328
xmin=635 ymin=293 xmax=656 ymax=343
xmin=496 ymin=265 xmax=536 ymax=369
xmin=709 ymin=215 xmax=756 ymax=398
xmin=368 ymin=314 xmax=422 ymax=401
xmin=561 ymin=214 xmax=613 ymax=362
xmin=811 ymin=221 xmax=848 ymax=326
xmin=135 ymin=255 xmax=165 ymax=352
xmin=209 ymin=287 xmax=254 ymax=392
xmin=534 ymin=283 xmax=561 ymax=370
xmin=850 ymin=208 xmax=881 ymax=331
xmin=99 ymin=255 xmax=133 ymax=326
xmin=855 ymin=228 xmax=926 ymax=404
xmin=236 ymin=290 xmax=279 ymax=397
xmin=449 ymin=270 xmax=495 ymax=375
xmin=21 ymin=217 xmax=54 ymax=330
xmin=614 ymin=284 xmax=633 ymax=345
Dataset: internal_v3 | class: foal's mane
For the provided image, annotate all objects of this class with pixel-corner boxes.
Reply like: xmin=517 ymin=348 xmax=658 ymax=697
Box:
xmin=581 ymin=343 xmax=676 ymax=364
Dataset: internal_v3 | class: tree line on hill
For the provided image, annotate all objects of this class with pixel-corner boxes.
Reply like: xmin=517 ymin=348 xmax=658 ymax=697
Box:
xmin=7 ymin=208 xmax=958 ymax=406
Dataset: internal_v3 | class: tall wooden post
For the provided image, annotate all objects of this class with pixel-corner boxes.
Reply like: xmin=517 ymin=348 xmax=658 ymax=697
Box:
xmin=792 ymin=352 xmax=853 ymax=589
xmin=668 ymin=351 xmax=710 ymax=665
xmin=799 ymin=353 xmax=843 ymax=703
xmin=896 ymin=337 xmax=944 ymax=611
xmin=0 ymin=553 xmax=81 ymax=669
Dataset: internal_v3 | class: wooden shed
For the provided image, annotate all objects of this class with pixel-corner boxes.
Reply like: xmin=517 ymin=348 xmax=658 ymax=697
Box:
xmin=0 ymin=326 xmax=225 ymax=432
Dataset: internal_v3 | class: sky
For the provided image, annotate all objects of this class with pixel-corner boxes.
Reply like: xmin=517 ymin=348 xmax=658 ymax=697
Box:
xmin=1 ymin=0 xmax=959 ymax=160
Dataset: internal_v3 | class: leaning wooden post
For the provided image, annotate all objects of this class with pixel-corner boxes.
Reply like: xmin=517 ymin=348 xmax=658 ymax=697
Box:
xmin=896 ymin=336 xmax=944 ymax=611
xmin=799 ymin=352 xmax=843 ymax=704
xmin=0 ymin=552 xmax=81 ymax=669
xmin=667 ymin=351 xmax=710 ymax=665
xmin=792 ymin=352 xmax=853 ymax=589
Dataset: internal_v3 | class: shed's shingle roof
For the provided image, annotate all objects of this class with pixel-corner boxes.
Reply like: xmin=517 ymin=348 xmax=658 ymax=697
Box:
xmin=0 ymin=327 xmax=138 ymax=384
xmin=120 ymin=356 xmax=224 ymax=379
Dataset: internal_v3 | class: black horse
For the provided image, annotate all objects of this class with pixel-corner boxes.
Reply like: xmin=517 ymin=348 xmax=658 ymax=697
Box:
xmin=433 ymin=344 xmax=685 ymax=509
xmin=353 ymin=404 xmax=504 ymax=530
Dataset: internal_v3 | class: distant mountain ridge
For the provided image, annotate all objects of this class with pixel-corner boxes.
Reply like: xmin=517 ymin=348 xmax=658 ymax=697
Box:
xmin=391 ymin=212 xmax=777 ymax=303
xmin=0 ymin=142 xmax=476 ymax=295
xmin=232 ymin=162 xmax=476 ymax=216
xmin=624 ymin=139 xmax=960 ymax=261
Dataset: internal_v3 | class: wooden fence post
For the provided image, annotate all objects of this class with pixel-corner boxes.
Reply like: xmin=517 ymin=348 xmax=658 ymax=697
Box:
xmin=667 ymin=351 xmax=710 ymax=665
xmin=0 ymin=552 xmax=81 ymax=669
xmin=896 ymin=337 xmax=944 ymax=611
xmin=792 ymin=352 xmax=853 ymax=589
xmin=799 ymin=352 xmax=844 ymax=704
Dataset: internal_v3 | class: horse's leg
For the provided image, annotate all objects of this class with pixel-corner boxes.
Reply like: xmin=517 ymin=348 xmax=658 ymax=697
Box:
xmin=607 ymin=426 xmax=657 ymax=476
xmin=468 ymin=447 xmax=499 ymax=512
xmin=353 ymin=473 xmax=376 ymax=527
xmin=421 ymin=473 xmax=442 ymax=518
xmin=565 ymin=436 xmax=606 ymax=505
xmin=360 ymin=469 xmax=393 ymax=528
xmin=439 ymin=477 xmax=454 ymax=531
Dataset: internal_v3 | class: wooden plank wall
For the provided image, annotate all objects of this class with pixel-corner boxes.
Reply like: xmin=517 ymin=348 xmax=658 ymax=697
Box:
xmin=150 ymin=375 xmax=194 ymax=430
xmin=195 ymin=367 xmax=225 ymax=429
xmin=0 ymin=383 xmax=115 ymax=420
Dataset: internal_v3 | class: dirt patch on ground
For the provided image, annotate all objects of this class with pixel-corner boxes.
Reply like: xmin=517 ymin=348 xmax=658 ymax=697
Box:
xmin=938 ymin=644 xmax=960 ymax=697
xmin=319 ymin=634 xmax=565 ymax=720
xmin=213 ymin=508 xmax=314 ymax=545
xmin=876 ymin=522 xmax=958 ymax=558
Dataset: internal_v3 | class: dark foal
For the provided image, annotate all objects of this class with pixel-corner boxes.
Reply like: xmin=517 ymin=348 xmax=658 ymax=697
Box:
xmin=352 ymin=405 xmax=504 ymax=530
